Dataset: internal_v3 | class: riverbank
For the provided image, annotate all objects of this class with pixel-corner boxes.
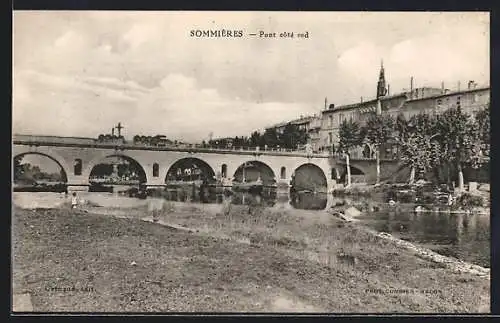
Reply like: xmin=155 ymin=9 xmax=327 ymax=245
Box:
xmin=333 ymin=183 xmax=490 ymax=215
xmin=12 ymin=195 xmax=489 ymax=312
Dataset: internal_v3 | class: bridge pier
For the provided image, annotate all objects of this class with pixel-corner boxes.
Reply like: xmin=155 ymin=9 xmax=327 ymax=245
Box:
xmin=276 ymin=178 xmax=291 ymax=194
xmin=67 ymin=184 xmax=89 ymax=192
xmin=327 ymin=179 xmax=337 ymax=194
xmin=221 ymin=178 xmax=233 ymax=187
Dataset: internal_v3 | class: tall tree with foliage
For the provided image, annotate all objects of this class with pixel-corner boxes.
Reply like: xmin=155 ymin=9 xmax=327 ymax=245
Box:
xmin=435 ymin=107 xmax=478 ymax=191
xmin=280 ymin=124 xmax=309 ymax=150
xmin=395 ymin=113 xmax=440 ymax=184
xmin=363 ymin=113 xmax=395 ymax=184
xmin=250 ymin=131 xmax=262 ymax=147
xmin=475 ymin=105 xmax=490 ymax=158
xmin=14 ymin=156 xmax=24 ymax=179
xmin=338 ymin=119 xmax=364 ymax=186
xmin=262 ymin=128 xmax=279 ymax=148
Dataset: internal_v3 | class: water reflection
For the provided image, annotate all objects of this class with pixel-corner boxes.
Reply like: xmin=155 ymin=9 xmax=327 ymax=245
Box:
xmin=289 ymin=192 xmax=328 ymax=210
xmin=158 ymin=184 xmax=329 ymax=211
xmin=357 ymin=209 xmax=490 ymax=267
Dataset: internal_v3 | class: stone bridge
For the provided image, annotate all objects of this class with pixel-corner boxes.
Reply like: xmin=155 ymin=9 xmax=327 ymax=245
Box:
xmin=13 ymin=135 xmax=338 ymax=192
xmin=13 ymin=135 xmax=402 ymax=191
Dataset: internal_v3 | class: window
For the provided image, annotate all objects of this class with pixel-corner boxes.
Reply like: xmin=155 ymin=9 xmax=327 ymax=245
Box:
xmin=280 ymin=167 xmax=286 ymax=179
xmin=329 ymin=115 xmax=333 ymax=127
xmin=74 ymin=159 xmax=82 ymax=176
xmin=221 ymin=164 xmax=227 ymax=178
xmin=436 ymin=99 xmax=442 ymax=105
xmin=153 ymin=163 xmax=159 ymax=177
xmin=331 ymin=168 xmax=338 ymax=180
xmin=328 ymin=132 xmax=333 ymax=144
xmin=457 ymin=96 xmax=461 ymax=108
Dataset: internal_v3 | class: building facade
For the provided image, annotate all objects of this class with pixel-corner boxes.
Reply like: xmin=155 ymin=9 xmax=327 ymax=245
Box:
xmin=319 ymin=62 xmax=490 ymax=158
xmin=264 ymin=114 xmax=323 ymax=152
xmin=391 ymin=85 xmax=490 ymax=120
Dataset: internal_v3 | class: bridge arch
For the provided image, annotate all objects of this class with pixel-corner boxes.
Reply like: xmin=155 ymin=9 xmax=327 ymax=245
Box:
xmin=339 ymin=165 xmax=366 ymax=183
xmin=233 ymin=160 xmax=276 ymax=186
xmin=165 ymin=157 xmax=216 ymax=184
xmin=291 ymin=163 xmax=328 ymax=192
xmin=13 ymin=152 xmax=69 ymax=182
xmin=85 ymin=154 xmax=148 ymax=184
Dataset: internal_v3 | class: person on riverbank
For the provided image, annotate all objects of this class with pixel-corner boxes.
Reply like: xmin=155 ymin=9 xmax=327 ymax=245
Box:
xmin=448 ymin=193 xmax=454 ymax=207
xmin=71 ymin=192 xmax=78 ymax=209
xmin=222 ymin=190 xmax=232 ymax=216
xmin=148 ymin=198 xmax=165 ymax=223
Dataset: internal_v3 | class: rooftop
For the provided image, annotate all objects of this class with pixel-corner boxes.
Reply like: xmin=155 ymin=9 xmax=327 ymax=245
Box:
xmin=265 ymin=115 xmax=319 ymax=130
xmin=322 ymin=85 xmax=489 ymax=114
xmin=405 ymin=85 xmax=490 ymax=103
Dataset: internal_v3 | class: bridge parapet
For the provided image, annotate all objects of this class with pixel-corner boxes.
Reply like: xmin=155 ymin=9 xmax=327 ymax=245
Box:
xmin=14 ymin=135 xmax=331 ymax=158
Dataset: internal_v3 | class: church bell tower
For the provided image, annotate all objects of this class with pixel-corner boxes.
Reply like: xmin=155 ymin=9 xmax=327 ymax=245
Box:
xmin=376 ymin=60 xmax=387 ymax=99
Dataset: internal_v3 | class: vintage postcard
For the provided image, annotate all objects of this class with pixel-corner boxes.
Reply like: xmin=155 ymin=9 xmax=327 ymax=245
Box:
xmin=12 ymin=11 xmax=490 ymax=313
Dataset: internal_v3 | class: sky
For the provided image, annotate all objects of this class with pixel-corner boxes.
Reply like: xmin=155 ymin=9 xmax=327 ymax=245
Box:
xmin=14 ymin=11 xmax=489 ymax=152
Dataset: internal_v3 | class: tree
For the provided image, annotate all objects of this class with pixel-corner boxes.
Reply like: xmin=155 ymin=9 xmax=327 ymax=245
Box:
xmin=281 ymin=124 xmax=309 ymax=150
xmin=435 ymin=107 xmax=478 ymax=191
xmin=475 ymin=105 xmax=490 ymax=158
xmin=262 ymin=128 xmax=279 ymax=148
xmin=363 ymin=113 xmax=395 ymax=184
xmin=338 ymin=119 xmax=364 ymax=186
xmin=14 ymin=156 xmax=24 ymax=179
xmin=396 ymin=113 xmax=439 ymax=184
xmin=250 ymin=131 xmax=262 ymax=147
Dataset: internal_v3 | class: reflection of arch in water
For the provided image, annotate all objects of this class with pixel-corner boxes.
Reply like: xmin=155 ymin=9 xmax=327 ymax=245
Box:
xmin=233 ymin=160 xmax=276 ymax=186
xmin=290 ymin=192 xmax=327 ymax=210
xmin=14 ymin=152 xmax=68 ymax=183
xmin=165 ymin=157 xmax=216 ymax=183
xmin=89 ymin=155 xmax=147 ymax=184
xmin=291 ymin=163 xmax=327 ymax=192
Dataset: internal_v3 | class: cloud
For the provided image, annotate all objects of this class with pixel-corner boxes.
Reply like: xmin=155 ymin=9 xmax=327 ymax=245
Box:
xmin=13 ymin=70 xmax=314 ymax=142
xmin=13 ymin=11 xmax=489 ymax=139
xmin=336 ymin=19 xmax=489 ymax=103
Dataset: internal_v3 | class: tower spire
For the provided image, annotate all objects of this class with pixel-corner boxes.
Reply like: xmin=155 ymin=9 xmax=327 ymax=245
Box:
xmin=377 ymin=59 xmax=387 ymax=99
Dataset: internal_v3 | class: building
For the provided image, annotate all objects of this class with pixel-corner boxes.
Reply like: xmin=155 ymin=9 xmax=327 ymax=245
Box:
xmin=264 ymin=114 xmax=323 ymax=151
xmin=391 ymin=84 xmax=490 ymax=119
xmin=319 ymin=61 xmax=490 ymax=158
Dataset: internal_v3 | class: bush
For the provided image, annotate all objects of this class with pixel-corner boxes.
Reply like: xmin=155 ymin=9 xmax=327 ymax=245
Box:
xmin=456 ymin=193 xmax=485 ymax=209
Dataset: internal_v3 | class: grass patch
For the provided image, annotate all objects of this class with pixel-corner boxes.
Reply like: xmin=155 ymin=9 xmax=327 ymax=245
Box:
xmin=12 ymin=205 xmax=489 ymax=313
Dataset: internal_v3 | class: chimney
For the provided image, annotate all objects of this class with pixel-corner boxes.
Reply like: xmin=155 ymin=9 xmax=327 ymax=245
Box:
xmin=410 ymin=76 xmax=414 ymax=98
xmin=360 ymin=96 xmax=363 ymax=103
xmin=441 ymin=81 xmax=444 ymax=94
xmin=457 ymin=81 xmax=461 ymax=92
xmin=387 ymin=84 xmax=390 ymax=96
